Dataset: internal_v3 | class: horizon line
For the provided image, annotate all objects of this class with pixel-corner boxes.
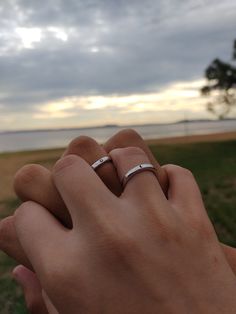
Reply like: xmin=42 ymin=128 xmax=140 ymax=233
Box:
xmin=0 ymin=117 xmax=234 ymax=135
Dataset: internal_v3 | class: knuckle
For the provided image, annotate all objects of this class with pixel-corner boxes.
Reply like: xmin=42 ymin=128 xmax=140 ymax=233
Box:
xmin=14 ymin=164 xmax=44 ymax=187
xmin=110 ymin=146 xmax=146 ymax=161
xmin=180 ymin=167 xmax=194 ymax=178
xmin=123 ymin=146 xmax=145 ymax=156
xmin=116 ymin=129 xmax=142 ymax=144
xmin=105 ymin=128 xmax=142 ymax=151
xmin=166 ymin=164 xmax=194 ymax=178
xmin=68 ymin=136 xmax=97 ymax=154
xmin=53 ymin=155 xmax=78 ymax=174
xmin=14 ymin=201 xmax=34 ymax=222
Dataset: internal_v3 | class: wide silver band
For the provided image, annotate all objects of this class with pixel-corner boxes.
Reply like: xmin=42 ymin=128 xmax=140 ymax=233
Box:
xmin=122 ymin=163 xmax=157 ymax=187
xmin=91 ymin=156 xmax=111 ymax=170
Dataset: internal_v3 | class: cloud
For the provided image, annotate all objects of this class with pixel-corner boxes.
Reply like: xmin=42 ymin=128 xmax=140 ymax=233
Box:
xmin=3 ymin=78 xmax=223 ymax=129
xmin=0 ymin=0 xmax=235 ymax=129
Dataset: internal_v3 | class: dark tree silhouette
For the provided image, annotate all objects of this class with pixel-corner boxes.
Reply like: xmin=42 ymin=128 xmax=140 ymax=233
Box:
xmin=233 ymin=39 xmax=236 ymax=60
xmin=201 ymin=40 xmax=236 ymax=119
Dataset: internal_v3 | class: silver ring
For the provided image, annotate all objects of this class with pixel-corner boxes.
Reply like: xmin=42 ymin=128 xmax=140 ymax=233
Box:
xmin=122 ymin=163 xmax=157 ymax=188
xmin=91 ymin=156 xmax=111 ymax=170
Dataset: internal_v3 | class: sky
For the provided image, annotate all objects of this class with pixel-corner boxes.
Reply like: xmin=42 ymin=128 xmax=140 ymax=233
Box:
xmin=0 ymin=0 xmax=236 ymax=131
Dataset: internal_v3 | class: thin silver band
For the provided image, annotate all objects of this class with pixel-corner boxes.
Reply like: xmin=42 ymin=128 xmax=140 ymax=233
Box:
xmin=122 ymin=163 xmax=157 ymax=187
xmin=91 ymin=156 xmax=111 ymax=170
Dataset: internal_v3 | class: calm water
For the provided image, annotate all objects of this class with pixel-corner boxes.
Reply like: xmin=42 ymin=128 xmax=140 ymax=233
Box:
xmin=0 ymin=120 xmax=235 ymax=153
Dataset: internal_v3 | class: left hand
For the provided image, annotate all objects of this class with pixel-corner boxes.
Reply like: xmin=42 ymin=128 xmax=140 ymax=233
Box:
xmin=5 ymin=129 xmax=168 ymax=313
xmin=1 ymin=129 xmax=168 ymax=269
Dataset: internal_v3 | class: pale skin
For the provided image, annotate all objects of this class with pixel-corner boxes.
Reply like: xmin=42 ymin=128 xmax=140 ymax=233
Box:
xmin=14 ymin=147 xmax=236 ymax=313
xmin=2 ymin=129 xmax=169 ymax=313
xmin=0 ymin=130 xmax=168 ymax=269
xmin=0 ymin=129 xmax=236 ymax=312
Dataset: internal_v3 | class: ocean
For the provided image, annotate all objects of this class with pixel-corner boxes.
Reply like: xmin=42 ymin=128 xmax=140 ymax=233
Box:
xmin=0 ymin=119 xmax=235 ymax=153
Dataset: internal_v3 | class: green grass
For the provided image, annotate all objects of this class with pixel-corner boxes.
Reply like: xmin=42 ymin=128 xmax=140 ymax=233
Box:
xmin=150 ymin=140 xmax=236 ymax=245
xmin=0 ymin=198 xmax=21 ymax=220
xmin=0 ymin=198 xmax=27 ymax=313
xmin=0 ymin=252 xmax=26 ymax=314
xmin=0 ymin=139 xmax=236 ymax=312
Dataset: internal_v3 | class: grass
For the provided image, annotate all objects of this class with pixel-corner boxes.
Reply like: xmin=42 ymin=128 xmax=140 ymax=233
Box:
xmin=0 ymin=252 xmax=26 ymax=314
xmin=150 ymin=140 xmax=236 ymax=245
xmin=0 ymin=139 xmax=236 ymax=312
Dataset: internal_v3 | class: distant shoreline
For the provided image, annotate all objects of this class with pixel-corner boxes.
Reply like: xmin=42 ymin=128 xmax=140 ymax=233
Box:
xmin=0 ymin=118 xmax=235 ymax=154
xmin=1 ymin=118 xmax=236 ymax=135
xmin=0 ymin=130 xmax=235 ymax=156
xmin=146 ymin=131 xmax=236 ymax=145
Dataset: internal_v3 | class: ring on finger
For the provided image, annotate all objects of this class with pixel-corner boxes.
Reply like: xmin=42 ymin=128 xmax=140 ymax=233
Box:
xmin=91 ymin=156 xmax=112 ymax=171
xmin=122 ymin=163 xmax=157 ymax=188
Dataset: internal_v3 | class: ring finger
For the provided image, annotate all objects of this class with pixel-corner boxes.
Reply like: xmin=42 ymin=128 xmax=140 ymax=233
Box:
xmin=110 ymin=147 xmax=166 ymax=207
xmin=104 ymin=129 xmax=168 ymax=195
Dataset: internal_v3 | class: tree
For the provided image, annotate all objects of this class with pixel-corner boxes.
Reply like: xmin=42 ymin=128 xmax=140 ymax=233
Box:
xmin=233 ymin=39 xmax=236 ymax=60
xmin=201 ymin=40 xmax=236 ymax=119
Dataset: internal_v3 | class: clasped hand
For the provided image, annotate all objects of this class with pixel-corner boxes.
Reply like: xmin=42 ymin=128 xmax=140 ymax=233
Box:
xmin=1 ymin=130 xmax=236 ymax=314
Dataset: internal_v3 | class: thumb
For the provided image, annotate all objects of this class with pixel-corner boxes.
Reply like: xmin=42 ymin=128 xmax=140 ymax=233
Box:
xmin=12 ymin=265 xmax=49 ymax=314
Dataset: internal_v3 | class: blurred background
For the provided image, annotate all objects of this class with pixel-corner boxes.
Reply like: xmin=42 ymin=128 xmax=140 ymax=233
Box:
xmin=0 ymin=0 xmax=236 ymax=312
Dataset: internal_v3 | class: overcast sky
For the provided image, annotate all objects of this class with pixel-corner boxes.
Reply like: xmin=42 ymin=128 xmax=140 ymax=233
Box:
xmin=0 ymin=0 xmax=236 ymax=130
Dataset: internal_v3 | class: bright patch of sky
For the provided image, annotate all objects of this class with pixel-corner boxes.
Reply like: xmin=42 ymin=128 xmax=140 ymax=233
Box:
xmin=15 ymin=27 xmax=42 ymax=48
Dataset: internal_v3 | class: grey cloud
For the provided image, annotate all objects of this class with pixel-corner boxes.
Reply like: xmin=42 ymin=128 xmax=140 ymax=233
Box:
xmin=0 ymin=0 xmax=236 ymax=111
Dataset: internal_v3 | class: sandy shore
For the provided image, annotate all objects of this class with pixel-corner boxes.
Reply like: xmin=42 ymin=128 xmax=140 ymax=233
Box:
xmin=0 ymin=131 xmax=235 ymax=202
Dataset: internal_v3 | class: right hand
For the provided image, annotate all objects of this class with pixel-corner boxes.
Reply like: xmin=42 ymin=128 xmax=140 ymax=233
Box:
xmin=14 ymin=150 xmax=236 ymax=313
